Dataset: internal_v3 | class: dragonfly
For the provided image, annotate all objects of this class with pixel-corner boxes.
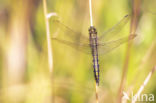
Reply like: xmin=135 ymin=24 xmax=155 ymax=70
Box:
xmin=52 ymin=15 xmax=136 ymax=86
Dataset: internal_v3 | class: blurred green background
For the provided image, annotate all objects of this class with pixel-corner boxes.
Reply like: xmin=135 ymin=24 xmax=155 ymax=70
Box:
xmin=0 ymin=0 xmax=156 ymax=103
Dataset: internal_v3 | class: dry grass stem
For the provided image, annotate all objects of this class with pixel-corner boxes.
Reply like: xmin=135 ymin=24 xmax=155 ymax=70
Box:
xmin=95 ymin=83 xmax=99 ymax=103
xmin=118 ymin=0 xmax=141 ymax=103
xmin=89 ymin=0 xmax=93 ymax=26
xmin=43 ymin=0 xmax=54 ymax=73
xmin=43 ymin=0 xmax=54 ymax=102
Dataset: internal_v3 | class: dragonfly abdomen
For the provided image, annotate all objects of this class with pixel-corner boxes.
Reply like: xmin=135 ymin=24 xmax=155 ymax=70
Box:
xmin=93 ymin=55 xmax=100 ymax=85
xmin=89 ymin=26 xmax=100 ymax=85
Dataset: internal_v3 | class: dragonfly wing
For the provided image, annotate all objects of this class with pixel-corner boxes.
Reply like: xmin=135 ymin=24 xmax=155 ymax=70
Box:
xmin=52 ymin=38 xmax=91 ymax=54
xmin=98 ymin=15 xmax=131 ymax=41
xmin=97 ymin=34 xmax=137 ymax=55
xmin=52 ymin=20 xmax=89 ymax=44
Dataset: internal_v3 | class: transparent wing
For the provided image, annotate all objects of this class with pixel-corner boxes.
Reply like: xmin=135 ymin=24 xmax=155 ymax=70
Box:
xmin=97 ymin=34 xmax=137 ymax=86
xmin=52 ymin=34 xmax=136 ymax=55
xmin=98 ymin=15 xmax=131 ymax=42
xmin=52 ymin=38 xmax=91 ymax=54
xmin=97 ymin=34 xmax=137 ymax=55
xmin=52 ymin=20 xmax=89 ymax=44
xmin=52 ymin=16 xmax=136 ymax=55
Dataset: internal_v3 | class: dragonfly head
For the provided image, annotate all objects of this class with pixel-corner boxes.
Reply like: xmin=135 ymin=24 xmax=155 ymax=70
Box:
xmin=89 ymin=26 xmax=97 ymax=35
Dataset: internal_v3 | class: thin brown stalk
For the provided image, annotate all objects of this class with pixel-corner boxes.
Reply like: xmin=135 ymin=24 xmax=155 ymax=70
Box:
xmin=118 ymin=0 xmax=141 ymax=103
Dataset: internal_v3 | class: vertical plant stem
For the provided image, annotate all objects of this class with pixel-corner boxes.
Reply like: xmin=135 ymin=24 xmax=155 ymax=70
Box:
xmin=43 ymin=0 xmax=54 ymax=102
xmin=95 ymin=83 xmax=99 ymax=103
xmin=89 ymin=0 xmax=94 ymax=26
xmin=43 ymin=0 xmax=53 ymax=73
xmin=118 ymin=0 xmax=141 ymax=103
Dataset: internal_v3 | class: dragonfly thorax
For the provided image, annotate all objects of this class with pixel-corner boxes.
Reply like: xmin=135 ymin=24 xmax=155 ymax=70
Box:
xmin=89 ymin=26 xmax=98 ymax=39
